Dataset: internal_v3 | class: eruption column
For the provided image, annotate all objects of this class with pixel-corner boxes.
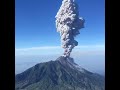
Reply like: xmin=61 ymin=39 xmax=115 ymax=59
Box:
xmin=55 ymin=0 xmax=85 ymax=57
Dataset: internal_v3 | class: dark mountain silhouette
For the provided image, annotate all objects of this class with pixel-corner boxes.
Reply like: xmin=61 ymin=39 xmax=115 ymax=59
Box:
xmin=15 ymin=56 xmax=105 ymax=90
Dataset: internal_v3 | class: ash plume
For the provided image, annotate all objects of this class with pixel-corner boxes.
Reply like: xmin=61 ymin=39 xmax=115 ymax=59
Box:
xmin=55 ymin=0 xmax=85 ymax=57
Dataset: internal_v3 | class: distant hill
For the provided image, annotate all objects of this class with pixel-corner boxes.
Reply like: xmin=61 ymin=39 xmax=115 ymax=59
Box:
xmin=15 ymin=56 xmax=105 ymax=90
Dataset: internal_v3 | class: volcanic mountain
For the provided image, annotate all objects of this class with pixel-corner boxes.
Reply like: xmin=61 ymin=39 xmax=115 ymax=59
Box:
xmin=15 ymin=56 xmax=105 ymax=90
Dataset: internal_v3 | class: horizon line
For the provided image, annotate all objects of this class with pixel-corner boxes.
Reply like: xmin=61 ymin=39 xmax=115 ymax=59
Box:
xmin=16 ymin=45 xmax=104 ymax=51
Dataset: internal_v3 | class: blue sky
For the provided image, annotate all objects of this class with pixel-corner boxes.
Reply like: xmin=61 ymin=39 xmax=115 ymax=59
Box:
xmin=15 ymin=0 xmax=105 ymax=48
xmin=15 ymin=0 xmax=105 ymax=75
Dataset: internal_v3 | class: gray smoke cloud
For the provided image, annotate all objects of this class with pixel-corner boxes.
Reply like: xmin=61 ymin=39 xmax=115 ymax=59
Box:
xmin=55 ymin=0 xmax=85 ymax=57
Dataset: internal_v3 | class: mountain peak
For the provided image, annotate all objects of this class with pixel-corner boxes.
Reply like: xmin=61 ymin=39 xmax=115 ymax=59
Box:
xmin=56 ymin=56 xmax=85 ymax=73
xmin=15 ymin=57 xmax=105 ymax=90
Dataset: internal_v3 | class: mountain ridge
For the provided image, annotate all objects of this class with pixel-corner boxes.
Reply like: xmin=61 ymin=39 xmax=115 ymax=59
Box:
xmin=15 ymin=56 xmax=105 ymax=90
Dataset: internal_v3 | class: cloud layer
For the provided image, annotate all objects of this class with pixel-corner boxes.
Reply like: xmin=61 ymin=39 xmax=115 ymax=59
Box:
xmin=15 ymin=45 xmax=105 ymax=75
xmin=16 ymin=45 xmax=104 ymax=55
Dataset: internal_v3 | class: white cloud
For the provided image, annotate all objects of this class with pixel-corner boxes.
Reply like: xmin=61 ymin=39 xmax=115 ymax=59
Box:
xmin=76 ymin=45 xmax=104 ymax=48
xmin=15 ymin=45 xmax=105 ymax=74
xmin=16 ymin=45 xmax=104 ymax=51
xmin=15 ymin=46 xmax=61 ymax=51
xmin=15 ymin=45 xmax=104 ymax=56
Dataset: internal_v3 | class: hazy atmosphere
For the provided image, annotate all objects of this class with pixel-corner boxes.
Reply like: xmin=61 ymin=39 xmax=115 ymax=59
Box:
xmin=15 ymin=0 xmax=105 ymax=75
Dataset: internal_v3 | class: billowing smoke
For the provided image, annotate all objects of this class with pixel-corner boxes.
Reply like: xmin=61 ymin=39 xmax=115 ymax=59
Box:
xmin=55 ymin=0 xmax=85 ymax=57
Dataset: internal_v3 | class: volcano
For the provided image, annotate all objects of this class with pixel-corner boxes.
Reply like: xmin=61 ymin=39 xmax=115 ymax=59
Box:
xmin=15 ymin=56 xmax=105 ymax=90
